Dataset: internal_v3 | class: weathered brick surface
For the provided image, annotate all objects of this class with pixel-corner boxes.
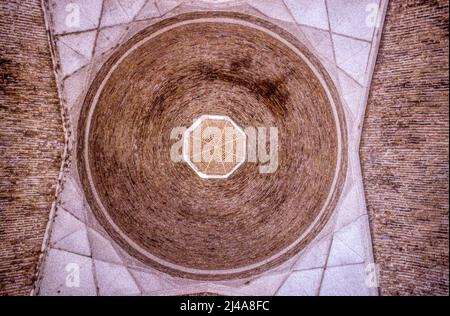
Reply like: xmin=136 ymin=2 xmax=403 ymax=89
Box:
xmin=361 ymin=0 xmax=449 ymax=295
xmin=0 ymin=0 xmax=64 ymax=296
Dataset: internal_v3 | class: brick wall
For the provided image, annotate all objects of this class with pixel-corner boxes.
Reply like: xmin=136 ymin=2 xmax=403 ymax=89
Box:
xmin=0 ymin=0 xmax=64 ymax=295
xmin=361 ymin=0 xmax=449 ymax=295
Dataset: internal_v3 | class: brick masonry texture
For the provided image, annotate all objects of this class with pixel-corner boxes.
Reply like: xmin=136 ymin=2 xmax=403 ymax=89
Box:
xmin=0 ymin=0 xmax=64 ymax=295
xmin=361 ymin=0 xmax=449 ymax=295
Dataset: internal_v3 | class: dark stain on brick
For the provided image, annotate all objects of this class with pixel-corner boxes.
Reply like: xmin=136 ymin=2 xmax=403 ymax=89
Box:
xmin=196 ymin=62 xmax=289 ymax=118
xmin=230 ymin=55 xmax=253 ymax=72
xmin=0 ymin=58 xmax=18 ymax=87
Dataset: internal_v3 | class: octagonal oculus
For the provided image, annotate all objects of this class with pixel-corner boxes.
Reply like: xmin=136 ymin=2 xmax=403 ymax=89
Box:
xmin=182 ymin=115 xmax=246 ymax=179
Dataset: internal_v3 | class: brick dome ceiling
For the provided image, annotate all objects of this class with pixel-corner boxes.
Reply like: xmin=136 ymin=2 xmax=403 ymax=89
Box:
xmin=77 ymin=12 xmax=347 ymax=280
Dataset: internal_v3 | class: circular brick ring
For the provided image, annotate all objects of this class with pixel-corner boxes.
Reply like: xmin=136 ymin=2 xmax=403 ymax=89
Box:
xmin=77 ymin=11 xmax=348 ymax=280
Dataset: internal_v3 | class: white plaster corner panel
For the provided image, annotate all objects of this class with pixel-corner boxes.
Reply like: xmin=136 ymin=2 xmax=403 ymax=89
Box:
xmin=101 ymin=0 xmax=146 ymax=28
xmin=53 ymin=226 xmax=91 ymax=257
xmin=95 ymin=24 xmax=130 ymax=57
xmin=247 ymin=0 xmax=295 ymax=23
xmin=62 ymin=64 xmax=91 ymax=113
xmin=328 ymin=0 xmax=381 ymax=42
xmin=276 ymin=268 xmax=323 ymax=296
xmin=48 ymin=0 xmax=102 ymax=35
xmin=300 ymin=25 xmax=335 ymax=62
xmin=87 ymin=227 xmax=124 ymax=265
xmin=55 ymin=30 xmax=96 ymax=78
xmin=49 ymin=207 xmax=85 ymax=246
xmin=239 ymin=272 xmax=290 ymax=296
xmin=333 ymin=33 xmax=371 ymax=85
xmin=129 ymin=268 xmax=178 ymax=294
xmin=135 ymin=1 xmax=160 ymax=21
xmin=320 ymin=263 xmax=374 ymax=296
xmin=58 ymin=176 xmax=87 ymax=222
xmin=293 ymin=236 xmax=332 ymax=271
xmin=156 ymin=0 xmax=185 ymax=16
xmin=284 ymin=0 xmax=329 ymax=30
xmin=38 ymin=248 xmax=96 ymax=296
xmin=94 ymin=260 xmax=141 ymax=296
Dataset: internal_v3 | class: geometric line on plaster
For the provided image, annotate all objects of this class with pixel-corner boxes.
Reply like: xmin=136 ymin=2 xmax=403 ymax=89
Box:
xmin=337 ymin=68 xmax=364 ymax=119
xmin=247 ymin=0 xmax=295 ymax=23
xmin=156 ymin=0 xmax=184 ymax=16
xmin=87 ymin=227 xmax=124 ymax=265
xmin=333 ymin=181 xmax=366 ymax=231
xmin=100 ymin=0 xmax=136 ymax=28
xmin=94 ymin=259 xmax=141 ymax=296
xmin=327 ymin=0 xmax=380 ymax=42
xmin=276 ymin=268 xmax=323 ymax=296
xmin=56 ymin=39 xmax=91 ymax=78
xmin=300 ymin=25 xmax=334 ymax=62
xmin=63 ymin=65 xmax=91 ymax=112
xmin=284 ymin=0 xmax=329 ymax=30
xmin=58 ymin=176 xmax=87 ymax=222
xmin=57 ymin=30 xmax=96 ymax=60
xmin=332 ymin=33 xmax=371 ymax=85
xmin=239 ymin=272 xmax=290 ymax=296
xmin=130 ymin=268 xmax=178 ymax=293
xmin=95 ymin=25 xmax=129 ymax=57
xmin=49 ymin=207 xmax=85 ymax=245
xmin=118 ymin=0 xmax=148 ymax=20
xmin=38 ymin=248 xmax=97 ymax=296
xmin=327 ymin=235 xmax=364 ymax=267
xmin=293 ymin=236 xmax=332 ymax=271
xmin=320 ymin=263 xmax=371 ymax=296
xmin=135 ymin=0 xmax=161 ymax=20
xmin=49 ymin=0 xmax=103 ymax=34
xmin=53 ymin=226 xmax=91 ymax=257
xmin=328 ymin=217 xmax=368 ymax=267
